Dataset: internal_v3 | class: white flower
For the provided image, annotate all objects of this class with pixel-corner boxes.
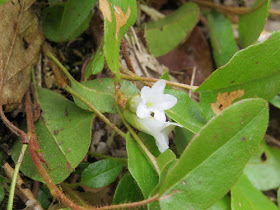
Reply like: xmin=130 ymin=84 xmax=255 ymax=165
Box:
xmin=123 ymin=110 xmax=182 ymax=153
xmin=136 ymin=80 xmax=177 ymax=122
xmin=137 ymin=117 xmax=181 ymax=152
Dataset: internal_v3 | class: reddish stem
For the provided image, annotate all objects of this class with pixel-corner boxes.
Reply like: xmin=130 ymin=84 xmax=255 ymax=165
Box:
xmin=25 ymin=91 xmax=85 ymax=210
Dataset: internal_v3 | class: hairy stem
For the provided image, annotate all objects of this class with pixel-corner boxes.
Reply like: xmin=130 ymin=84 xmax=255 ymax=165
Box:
xmin=64 ymin=85 xmax=126 ymax=139
xmin=120 ymin=74 xmax=198 ymax=91
xmin=25 ymin=91 xmax=86 ymax=210
xmin=98 ymin=193 xmax=159 ymax=210
xmin=190 ymin=0 xmax=267 ymax=15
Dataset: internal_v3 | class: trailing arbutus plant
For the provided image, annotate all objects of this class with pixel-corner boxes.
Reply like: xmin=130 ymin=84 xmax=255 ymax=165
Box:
xmin=1 ymin=0 xmax=280 ymax=209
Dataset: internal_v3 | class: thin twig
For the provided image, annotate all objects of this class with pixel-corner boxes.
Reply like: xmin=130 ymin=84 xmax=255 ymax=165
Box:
xmin=189 ymin=66 xmax=196 ymax=98
xmin=98 ymin=193 xmax=159 ymax=210
xmin=120 ymin=74 xmax=198 ymax=91
xmin=190 ymin=0 xmax=267 ymax=15
xmin=269 ymin=9 xmax=280 ymax=16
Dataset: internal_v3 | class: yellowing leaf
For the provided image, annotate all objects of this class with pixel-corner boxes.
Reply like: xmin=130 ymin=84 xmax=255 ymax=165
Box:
xmin=211 ymin=90 xmax=245 ymax=115
xmin=114 ymin=6 xmax=131 ymax=40
xmin=99 ymin=0 xmax=112 ymax=22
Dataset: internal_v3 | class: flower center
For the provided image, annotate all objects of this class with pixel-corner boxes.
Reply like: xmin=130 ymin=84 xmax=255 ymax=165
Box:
xmin=146 ymin=102 xmax=153 ymax=107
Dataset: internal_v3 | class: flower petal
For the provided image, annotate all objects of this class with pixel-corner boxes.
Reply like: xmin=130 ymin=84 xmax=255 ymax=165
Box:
xmin=140 ymin=86 xmax=151 ymax=103
xmin=150 ymin=94 xmax=177 ymax=110
xmin=136 ymin=102 xmax=151 ymax=119
xmin=153 ymin=110 xmax=166 ymax=122
xmin=154 ymin=133 xmax=169 ymax=153
xmin=150 ymin=80 xmax=166 ymax=95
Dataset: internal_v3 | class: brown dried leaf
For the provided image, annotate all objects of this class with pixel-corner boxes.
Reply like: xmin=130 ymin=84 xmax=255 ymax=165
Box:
xmin=0 ymin=0 xmax=43 ymax=111
xmin=157 ymin=27 xmax=213 ymax=86
xmin=99 ymin=0 xmax=112 ymax=22
xmin=211 ymin=90 xmax=245 ymax=115
xmin=114 ymin=6 xmax=131 ymax=40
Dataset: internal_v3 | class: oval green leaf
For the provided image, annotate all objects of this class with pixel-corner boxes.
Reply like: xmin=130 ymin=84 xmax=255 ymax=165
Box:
xmin=198 ymin=31 xmax=280 ymax=120
xmin=165 ymin=89 xmax=206 ymax=133
xmin=12 ymin=88 xmax=95 ymax=183
xmin=244 ymin=141 xmax=280 ymax=191
xmin=80 ymin=159 xmax=124 ymax=188
xmin=159 ymin=98 xmax=269 ymax=209
xmin=231 ymin=174 xmax=278 ymax=210
xmin=126 ymin=133 xmax=158 ymax=199
xmin=102 ymin=0 xmax=137 ymax=79
xmin=145 ymin=2 xmax=199 ymax=57
xmin=42 ymin=0 xmax=98 ymax=42
xmin=71 ymin=78 xmax=139 ymax=113
xmin=207 ymin=11 xmax=238 ymax=67
xmin=239 ymin=0 xmax=271 ymax=48
xmin=113 ymin=172 xmax=144 ymax=205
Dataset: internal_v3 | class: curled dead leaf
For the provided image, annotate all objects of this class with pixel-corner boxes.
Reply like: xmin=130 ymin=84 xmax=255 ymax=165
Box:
xmin=99 ymin=0 xmax=112 ymax=22
xmin=0 ymin=0 xmax=43 ymax=111
xmin=211 ymin=90 xmax=245 ymax=115
xmin=114 ymin=6 xmax=131 ymax=40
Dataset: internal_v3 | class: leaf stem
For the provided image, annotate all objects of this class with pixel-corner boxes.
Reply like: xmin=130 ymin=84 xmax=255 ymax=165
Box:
xmin=88 ymin=151 xmax=127 ymax=163
xmin=45 ymin=50 xmax=127 ymax=139
xmin=60 ymin=183 xmax=88 ymax=207
xmin=7 ymin=144 xmax=28 ymax=210
xmin=64 ymin=85 xmax=126 ymax=139
xmin=190 ymin=0 xmax=267 ymax=15
xmin=45 ymin=51 xmax=74 ymax=84
xmin=116 ymin=106 xmax=161 ymax=175
xmin=120 ymin=74 xmax=198 ymax=91
xmin=25 ymin=91 xmax=86 ymax=210
xmin=98 ymin=193 xmax=159 ymax=209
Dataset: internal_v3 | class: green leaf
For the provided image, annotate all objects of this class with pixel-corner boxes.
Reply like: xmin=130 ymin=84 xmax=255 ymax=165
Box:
xmin=42 ymin=0 xmax=98 ymax=42
xmin=198 ymin=31 xmax=280 ymax=120
xmin=149 ymin=160 xmax=177 ymax=209
xmin=113 ymin=172 xmax=144 ymax=205
xmin=126 ymin=133 xmax=158 ymax=199
xmin=270 ymin=94 xmax=280 ymax=109
xmin=159 ymin=98 xmax=269 ymax=209
xmin=80 ymin=159 xmax=124 ymax=188
xmin=207 ymin=196 xmax=231 ymax=210
xmin=71 ymin=78 xmax=139 ymax=113
xmin=12 ymin=88 xmax=95 ymax=184
xmin=244 ymin=141 xmax=280 ymax=191
xmin=37 ymin=188 xmax=51 ymax=210
xmin=138 ymin=132 xmax=160 ymax=158
xmin=231 ymin=174 xmax=278 ymax=210
xmin=102 ymin=0 xmax=137 ymax=79
xmin=0 ymin=0 xmax=8 ymax=6
xmin=207 ymin=11 xmax=238 ymax=67
xmin=145 ymin=2 xmax=199 ymax=57
xmin=174 ymin=127 xmax=193 ymax=156
xmin=84 ymin=44 xmax=105 ymax=80
xmin=157 ymin=149 xmax=176 ymax=171
xmin=239 ymin=0 xmax=271 ymax=48
xmin=165 ymin=89 xmax=206 ymax=133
